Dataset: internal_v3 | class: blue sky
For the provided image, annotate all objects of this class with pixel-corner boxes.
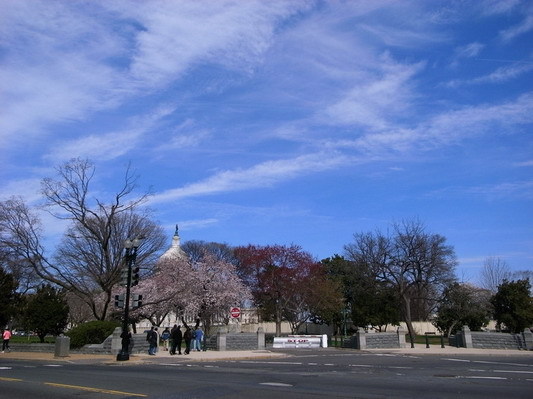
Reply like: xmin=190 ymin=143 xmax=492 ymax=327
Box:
xmin=1 ymin=0 xmax=532 ymax=283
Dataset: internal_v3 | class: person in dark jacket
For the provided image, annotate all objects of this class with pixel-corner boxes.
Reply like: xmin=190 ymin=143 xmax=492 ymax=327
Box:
xmin=146 ymin=326 xmax=158 ymax=355
xmin=181 ymin=318 xmax=192 ymax=355
xmin=170 ymin=324 xmax=182 ymax=355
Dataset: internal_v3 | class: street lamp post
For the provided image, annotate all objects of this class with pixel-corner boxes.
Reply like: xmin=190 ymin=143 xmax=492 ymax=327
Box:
xmin=116 ymin=238 xmax=141 ymax=361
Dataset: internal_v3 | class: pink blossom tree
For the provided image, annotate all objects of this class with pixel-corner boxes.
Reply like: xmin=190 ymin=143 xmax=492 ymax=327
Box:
xmin=127 ymin=250 xmax=249 ymax=334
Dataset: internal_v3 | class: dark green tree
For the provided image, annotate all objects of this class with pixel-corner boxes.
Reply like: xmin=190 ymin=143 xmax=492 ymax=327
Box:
xmin=0 ymin=266 xmax=19 ymax=328
xmin=22 ymin=284 xmax=70 ymax=342
xmin=322 ymin=255 xmax=400 ymax=332
xmin=433 ymin=283 xmax=492 ymax=336
xmin=491 ymin=279 xmax=533 ymax=333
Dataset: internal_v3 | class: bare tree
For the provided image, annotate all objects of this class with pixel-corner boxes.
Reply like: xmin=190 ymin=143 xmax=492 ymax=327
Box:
xmin=344 ymin=220 xmax=457 ymax=345
xmin=0 ymin=159 xmax=166 ymax=320
xmin=479 ymin=257 xmax=511 ymax=293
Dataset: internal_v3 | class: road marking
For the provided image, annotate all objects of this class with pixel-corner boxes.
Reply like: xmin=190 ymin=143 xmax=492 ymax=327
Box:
xmin=494 ymin=370 xmax=533 ymax=374
xmin=443 ymin=358 xmax=470 ymax=362
xmin=473 ymin=360 xmax=532 ymax=367
xmin=0 ymin=367 xmax=13 ymax=370
xmin=44 ymin=382 xmax=147 ymax=397
xmin=0 ymin=377 xmax=22 ymax=381
xmin=43 ymin=364 xmax=62 ymax=367
xmin=260 ymin=382 xmax=293 ymax=387
xmin=461 ymin=376 xmax=507 ymax=380
xmin=349 ymin=364 xmax=372 ymax=367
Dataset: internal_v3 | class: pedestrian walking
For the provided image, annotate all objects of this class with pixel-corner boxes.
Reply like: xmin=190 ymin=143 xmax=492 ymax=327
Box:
xmin=181 ymin=318 xmax=192 ymax=355
xmin=161 ymin=327 xmax=171 ymax=351
xmin=146 ymin=326 xmax=158 ymax=355
xmin=2 ymin=328 xmax=11 ymax=353
xmin=120 ymin=328 xmax=132 ymax=355
xmin=191 ymin=328 xmax=197 ymax=351
xmin=170 ymin=324 xmax=182 ymax=355
xmin=195 ymin=327 xmax=204 ymax=351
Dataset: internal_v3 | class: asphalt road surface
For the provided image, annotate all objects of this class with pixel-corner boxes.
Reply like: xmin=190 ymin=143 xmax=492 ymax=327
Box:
xmin=1 ymin=350 xmax=532 ymax=398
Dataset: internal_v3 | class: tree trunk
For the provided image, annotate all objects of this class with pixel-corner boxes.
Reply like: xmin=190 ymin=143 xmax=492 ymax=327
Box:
xmin=402 ymin=294 xmax=416 ymax=348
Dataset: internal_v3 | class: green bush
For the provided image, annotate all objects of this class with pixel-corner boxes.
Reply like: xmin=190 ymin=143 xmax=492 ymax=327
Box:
xmin=66 ymin=320 xmax=120 ymax=349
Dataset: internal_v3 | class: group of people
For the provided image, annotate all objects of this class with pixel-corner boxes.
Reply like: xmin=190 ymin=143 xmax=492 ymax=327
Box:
xmin=146 ymin=318 xmax=204 ymax=355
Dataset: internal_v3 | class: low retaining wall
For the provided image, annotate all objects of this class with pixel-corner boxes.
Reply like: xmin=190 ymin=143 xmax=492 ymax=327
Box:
xmin=455 ymin=326 xmax=532 ymax=350
xmin=208 ymin=328 xmax=265 ymax=351
xmin=7 ymin=343 xmax=55 ymax=352
xmin=343 ymin=327 xmax=407 ymax=349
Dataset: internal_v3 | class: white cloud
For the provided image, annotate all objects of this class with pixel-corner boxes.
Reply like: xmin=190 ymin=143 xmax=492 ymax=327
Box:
xmin=0 ymin=178 xmax=42 ymax=203
xmin=178 ymin=218 xmax=219 ymax=230
xmin=149 ymin=151 xmax=350 ymax=204
xmin=109 ymin=0 xmax=310 ymax=87
xmin=514 ymin=160 xmax=533 ymax=167
xmin=447 ymin=63 xmax=533 ymax=87
xmin=44 ymin=104 xmax=177 ymax=162
xmin=468 ymin=180 xmax=533 ymax=200
xmin=500 ymin=14 xmax=533 ymax=42
xmin=321 ymin=58 xmax=424 ymax=129
xmin=0 ymin=1 xmax=128 ymax=147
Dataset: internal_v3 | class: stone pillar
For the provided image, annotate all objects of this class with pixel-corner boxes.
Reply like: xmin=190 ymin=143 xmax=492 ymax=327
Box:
xmin=111 ymin=327 xmax=122 ymax=355
xmin=462 ymin=325 xmax=473 ymax=348
xmin=397 ymin=326 xmax=407 ymax=348
xmin=522 ymin=328 xmax=533 ymax=351
xmin=217 ymin=331 xmax=227 ymax=351
xmin=54 ymin=336 xmax=70 ymax=358
xmin=257 ymin=327 xmax=265 ymax=350
xmin=356 ymin=328 xmax=366 ymax=350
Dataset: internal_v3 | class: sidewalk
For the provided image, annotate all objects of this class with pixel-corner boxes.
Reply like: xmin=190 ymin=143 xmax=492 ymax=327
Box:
xmin=0 ymin=345 xmax=530 ymax=364
xmin=0 ymin=349 xmax=288 ymax=364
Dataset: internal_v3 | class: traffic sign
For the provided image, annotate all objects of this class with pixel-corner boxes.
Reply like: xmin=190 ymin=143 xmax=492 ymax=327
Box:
xmin=230 ymin=307 xmax=241 ymax=318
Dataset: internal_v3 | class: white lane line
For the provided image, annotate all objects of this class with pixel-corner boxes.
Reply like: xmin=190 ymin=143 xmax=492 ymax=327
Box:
xmin=43 ymin=365 xmax=62 ymax=367
xmin=349 ymin=364 xmax=372 ymax=367
xmin=260 ymin=382 xmax=293 ymax=387
xmin=461 ymin=376 xmax=507 ymax=380
xmin=494 ymin=370 xmax=533 ymax=374
xmin=473 ymin=360 xmax=531 ymax=367
xmin=443 ymin=358 xmax=470 ymax=362
xmin=240 ymin=361 xmax=303 ymax=365
xmin=0 ymin=367 xmax=12 ymax=370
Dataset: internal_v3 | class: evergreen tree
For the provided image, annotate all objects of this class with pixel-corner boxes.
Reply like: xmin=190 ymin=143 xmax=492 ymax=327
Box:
xmin=0 ymin=267 xmax=18 ymax=328
xmin=22 ymin=284 xmax=69 ymax=342
xmin=491 ymin=279 xmax=533 ymax=333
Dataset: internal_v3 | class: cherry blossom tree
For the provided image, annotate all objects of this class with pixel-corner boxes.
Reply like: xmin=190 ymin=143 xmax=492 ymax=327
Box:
xmin=129 ymin=250 xmax=249 ymax=334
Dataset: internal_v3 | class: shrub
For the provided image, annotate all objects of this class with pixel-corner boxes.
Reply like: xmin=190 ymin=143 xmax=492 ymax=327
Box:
xmin=66 ymin=320 xmax=120 ymax=349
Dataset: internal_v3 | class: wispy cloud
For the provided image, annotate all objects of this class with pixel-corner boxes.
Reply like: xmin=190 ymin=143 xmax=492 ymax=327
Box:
xmin=447 ymin=63 xmax=533 ymax=87
xmin=500 ymin=14 xmax=533 ymax=42
xmin=44 ymin=104 xmax=177 ymax=162
xmin=150 ymin=151 xmax=350 ymax=204
xmin=468 ymin=180 xmax=533 ymax=200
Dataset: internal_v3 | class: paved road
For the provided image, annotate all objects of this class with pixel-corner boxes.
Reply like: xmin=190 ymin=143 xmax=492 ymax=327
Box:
xmin=1 ymin=349 xmax=532 ymax=398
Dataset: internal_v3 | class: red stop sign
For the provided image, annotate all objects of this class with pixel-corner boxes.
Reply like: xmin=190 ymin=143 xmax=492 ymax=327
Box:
xmin=230 ymin=307 xmax=241 ymax=318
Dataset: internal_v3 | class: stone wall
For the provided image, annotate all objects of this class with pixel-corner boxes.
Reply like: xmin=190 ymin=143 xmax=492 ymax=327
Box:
xmin=365 ymin=332 xmax=400 ymax=349
xmin=342 ymin=328 xmax=406 ymax=349
xmin=455 ymin=325 xmax=532 ymax=350
xmin=8 ymin=343 xmax=55 ymax=352
xmin=207 ymin=328 xmax=265 ymax=351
